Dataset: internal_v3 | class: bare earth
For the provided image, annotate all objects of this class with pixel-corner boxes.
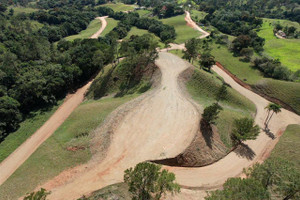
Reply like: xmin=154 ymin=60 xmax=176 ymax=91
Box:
xmin=89 ymin=16 xmax=108 ymax=39
xmin=46 ymin=52 xmax=200 ymax=200
xmin=0 ymin=80 xmax=93 ymax=186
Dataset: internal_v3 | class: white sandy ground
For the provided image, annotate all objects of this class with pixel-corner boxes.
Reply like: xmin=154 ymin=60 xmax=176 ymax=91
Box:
xmin=89 ymin=16 xmax=108 ymax=39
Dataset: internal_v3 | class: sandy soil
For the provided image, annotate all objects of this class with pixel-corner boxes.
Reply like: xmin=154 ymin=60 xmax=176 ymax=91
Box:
xmin=89 ymin=16 xmax=108 ymax=39
xmin=0 ymin=80 xmax=94 ymax=186
xmin=46 ymin=52 xmax=201 ymax=200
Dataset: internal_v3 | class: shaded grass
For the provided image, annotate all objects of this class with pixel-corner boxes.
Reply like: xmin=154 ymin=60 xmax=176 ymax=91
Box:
xmin=270 ymin=124 xmax=300 ymax=171
xmin=0 ymin=95 xmax=138 ymax=200
xmin=160 ymin=14 xmax=202 ymax=44
xmin=135 ymin=9 xmax=151 ymax=17
xmin=0 ymin=101 xmax=63 ymax=163
xmin=258 ymin=18 xmax=300 ymax=71
xmin=186 ymin=68 xmax=256 ymax=148
xmin=101 ymin=18 xmax=119 ymax=36
xmin=65 ymin=19 xmax=102 ymax=41
xmin=99 ymin=3 xmax=136 ymax=12
xmin=7 ymin=6 xmax=38 ymax=14
xmin=86 ymin=183 xmax=131 ymax=200
xmin=125 ymin=27 xmax=164 ymax=47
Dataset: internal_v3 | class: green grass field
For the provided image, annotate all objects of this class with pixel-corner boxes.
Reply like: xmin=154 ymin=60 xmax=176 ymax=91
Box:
xmin=160 ymin=14 xmax=202 ymax=44
xmin=258 ymin=18 xmax=300 ymax=71
xmin=101 ymin=18 xmax=119 ymax=36
xmin=270 ymin=124 xmax=300 ymax=170
xmin=0 ymin=94 xmax=138 ymax=199
xmin=135 ymin=9 xmax=151 ymax=17
xmin=7 ymin=6 xmax=38 ymax=15
xmin=125 ymin=27 xmax=164 ymax=47
xmin=0 ymin=101 xmax=63 ymax=163
xmin=99 ymin=3 xmax=136 ymax=12
xmin=65 ymin=19 xmax=102 ymax=41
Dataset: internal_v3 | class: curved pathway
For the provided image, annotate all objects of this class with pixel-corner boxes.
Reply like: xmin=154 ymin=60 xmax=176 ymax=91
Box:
xmin=90 ymin=16 xmax=108 ymax=39
xmin=47 ymin=52 xmax=200 ymax=199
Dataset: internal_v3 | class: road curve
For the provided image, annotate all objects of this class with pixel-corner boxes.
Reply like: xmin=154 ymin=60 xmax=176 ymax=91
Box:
xmin=165 ymin=65 xmax=300 ymax=188
xmin=90 ymin=16 xmax=108 ymax=39
xmin=0 ymin=80 xmax=93 ymax=186
xmin=46 ymin=52 xmax=200 ymax=200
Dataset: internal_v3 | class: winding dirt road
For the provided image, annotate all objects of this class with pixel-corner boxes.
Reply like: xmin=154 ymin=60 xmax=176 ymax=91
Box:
xmin=47 ymin=52 xmax=200 ymax=200
xmin=89 ymin=16 xmax=108 ymax=39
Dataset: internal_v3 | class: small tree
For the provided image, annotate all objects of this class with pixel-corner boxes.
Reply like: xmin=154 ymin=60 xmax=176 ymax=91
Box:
xmin=231 ymin=117 xmax=260 ymax=146
xmin=202 ymin=103 xmax=223 ymax=125
xmin=264 ymin=103 xmax=281 ymax=128
xmin=183 ymin=38 xmax=200 ymax=63
xmin=23 ymin=188 xmax=50 ymax=200
xmin=216 ymin=84 xmax=228 ymax=102
xmin=124 ymin=162 xmax=180 ymax=200
xmin=199 ymin=51 xmax=215 ymax=72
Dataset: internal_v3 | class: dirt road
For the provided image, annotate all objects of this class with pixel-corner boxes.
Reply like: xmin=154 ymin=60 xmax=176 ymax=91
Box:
xmin=89 ymin=16 xmax=108 ymax=39
xmin=0 ymin=80 xmax=93 ymax=186
xmin=165 ymin=65 xmax=300 ymax=188
xmin=46 ymin=52 xmax=200 ymax=199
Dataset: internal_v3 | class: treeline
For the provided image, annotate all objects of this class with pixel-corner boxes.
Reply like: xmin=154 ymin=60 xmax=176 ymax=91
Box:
xmin=97 ymin=6 xmax=176 ymax=42
xmin=193 ymin=0 xmax=300 ymax=23
xmin=0 ymin=12 xmax=117 ymax=141
xmin=30 ymin=8 xmax=95 ymax=42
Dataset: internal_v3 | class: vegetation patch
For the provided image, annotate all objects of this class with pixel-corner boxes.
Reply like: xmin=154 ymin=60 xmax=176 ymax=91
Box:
xmin=160 ymin=14 xmax=202 ymax=44
xmin=0 ymin=94 xmax=137 ymax=200
xmin=99 ymin=3 xmax=136 ymax=12
xmin=258 ymin=18 xmax=300 ymax=71
xmin=65 ymin=19 xmax=102 ymax=41
xmin=83 ymin=183 xmax=131 ymax=200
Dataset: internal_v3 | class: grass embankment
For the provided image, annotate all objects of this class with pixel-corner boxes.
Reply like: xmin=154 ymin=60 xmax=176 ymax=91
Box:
xmin=0 ymin=101 xmax=63 ymax=163
xmin=0 ymin=66 xmax=139 ymax=199
xmin=160 ymin=14 xmax=202 ymax=44
xmin=169 ymin=50 xmax=256 ymax=148
xmin=100 ymin=18 xmax=119 ymax=36
xmin=208 ymin=43 xmax=300 ymax=115
xmin=65 ymin=19 xmax=102 ymax=41
xmin=125 ymin=27 xmax=164 ymax=47
xmin=99 ymin=3 xmax=136 ymax=12
xmin=258 ymin=18 xmax=300 ymax=71
xmin=270 ymin=124 xmax=300 ymax=170
xmin=85 ymin=183 xmax=131 ymax=200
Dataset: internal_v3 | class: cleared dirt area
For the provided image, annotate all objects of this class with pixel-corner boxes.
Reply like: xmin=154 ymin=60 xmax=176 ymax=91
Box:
xmin=90 ymin=16 xmax=108 ymax=39
xmin=45 ymin=52 xmax=200 ymax=199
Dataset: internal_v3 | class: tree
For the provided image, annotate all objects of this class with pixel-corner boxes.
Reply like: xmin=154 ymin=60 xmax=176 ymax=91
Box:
xmin=231 ymin=117 xmax=260 ymax=145
xmin=183 ymin=38 xmax=200 ymax=63
xmin=202 ymin=103 xmax=223 ymax=125
xmin=206 ymin=177 xmax=269 ymax=200
xmin=199 ymin=51 xmax=215 ymax=72
xmin=124 ymin=162 xmax=180 ymax=200
xmin=23 ymin=188 xmax=50 ymax=200
xmin=264 ymin=103 xmax=281 ymax=128
xmin=216 ymin=84 xmax=228 ymax=102
xmin=0 ymin=96 xmax=22 ymax=140
xmin=245 ymin=157 xmax=300 ymax=200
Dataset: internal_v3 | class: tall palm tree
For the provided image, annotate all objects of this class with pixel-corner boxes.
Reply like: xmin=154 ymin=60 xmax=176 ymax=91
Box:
xmin=264 ymin=103 xmax=282 ymax=128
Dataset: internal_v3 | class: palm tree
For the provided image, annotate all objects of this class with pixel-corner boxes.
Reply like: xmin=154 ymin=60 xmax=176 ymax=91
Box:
xmin=264 ymin=103 xmax=282 ymax=128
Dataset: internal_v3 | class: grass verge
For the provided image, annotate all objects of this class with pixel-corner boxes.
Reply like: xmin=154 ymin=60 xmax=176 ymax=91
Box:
xmin=160 ymin=14 xmax=202 ymax=44
xmin=0 ymin=101 xmax=63 ymax=163
xmin=0 ymin=94 xmax=138 ymax=199
xmin=65 ymin=19 xmax=102 ymax=41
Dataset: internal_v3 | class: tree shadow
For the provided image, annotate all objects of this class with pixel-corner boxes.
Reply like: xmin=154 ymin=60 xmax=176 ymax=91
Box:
xmin=263 ymin=126 xmax=276 ymax=140
xmin=234 ymin=143 xmax=256 ymax=160
xmin=200 ymin=119 xmax=213 ymax=149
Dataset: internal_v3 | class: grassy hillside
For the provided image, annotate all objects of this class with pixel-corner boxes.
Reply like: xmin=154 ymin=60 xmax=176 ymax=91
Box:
xmin=0 ymin=93 xmax=138 ymax=200
xmin=258 ymin=18 xmax=300 ymax=71
xmin=7 ymin=6 xmax=38 ymax=15
xmin=0 ymin=101 xmax=63 ymax=163
xmin=65 ymin=19 xmax=102 ymax=41
xmin=86 ymin=183 xmax=131 ymax=200
xmin=270 ymin=124 xmax=300 ymax=170
xmin=101 ymin=18 xmax=119 ymax=36
xmin=99 ymin=3 xmax=136 ymax=12
xmin=135 ymin=9 xmax=151 ymax=17
xmin=209 ymin=42 xmax=300 ymax=115
xmin=125 ymin=27 xmax=164 ymax=47
xmin=160 ymin=15 xmax=202 ymax=44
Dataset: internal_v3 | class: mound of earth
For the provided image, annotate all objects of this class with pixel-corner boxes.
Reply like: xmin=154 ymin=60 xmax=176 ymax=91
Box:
xmin=153 ymin=68 xmax=228 ymax=167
